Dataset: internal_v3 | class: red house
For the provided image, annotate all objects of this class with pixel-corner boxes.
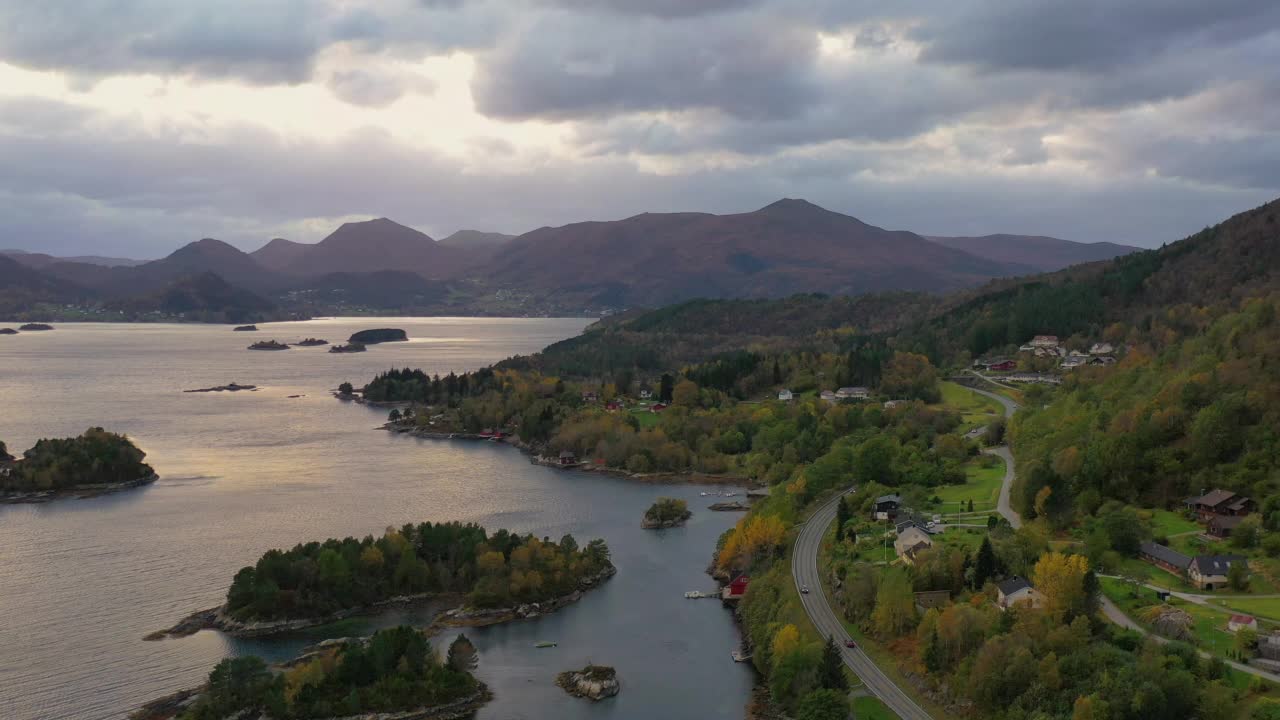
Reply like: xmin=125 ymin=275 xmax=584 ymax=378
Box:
xmin=723 ymin=574 xmax=750 ymax=601
xmin=650 ymin=403 xmax=668 ymax=413
xmin=605 ymin=401 xmax=621 ymax=411
xmin=989 ymin=360 xmax=1017 ymax=371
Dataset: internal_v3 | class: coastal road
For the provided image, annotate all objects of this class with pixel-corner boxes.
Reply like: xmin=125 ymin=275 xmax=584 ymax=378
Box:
xmin=792 ymin=492 xmax=934 ymax=720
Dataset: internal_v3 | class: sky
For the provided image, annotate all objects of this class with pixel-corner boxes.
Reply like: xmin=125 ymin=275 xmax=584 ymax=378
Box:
xmin=1 ymin=0 xmax=1278 ymax=258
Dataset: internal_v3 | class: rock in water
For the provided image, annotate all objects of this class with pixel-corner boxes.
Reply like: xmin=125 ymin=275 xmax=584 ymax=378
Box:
xmin=556 ymin=665 xmax=620 ymax=701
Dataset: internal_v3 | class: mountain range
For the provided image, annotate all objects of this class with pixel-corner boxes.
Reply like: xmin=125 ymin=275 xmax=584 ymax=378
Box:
xmin=0 ymin=199 xmax=1141 ymax=319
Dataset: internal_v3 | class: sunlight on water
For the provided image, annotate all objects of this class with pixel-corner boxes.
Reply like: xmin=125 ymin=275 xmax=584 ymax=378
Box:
xmin=0 ymin=318 xmax=753 ymax=720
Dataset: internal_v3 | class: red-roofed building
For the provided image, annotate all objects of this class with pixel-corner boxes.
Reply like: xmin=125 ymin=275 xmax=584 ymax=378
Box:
xmin=1230 ymin=614 xmax=1258 ymax=633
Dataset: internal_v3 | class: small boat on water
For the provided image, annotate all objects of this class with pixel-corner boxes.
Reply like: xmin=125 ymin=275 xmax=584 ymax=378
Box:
xmin=731 ymin=649 xmax=752 ymax=662
xmin=535 ymin=641 xmax=557 ymax=648
xmin=684 ymin=590 xmax=713 ymax=599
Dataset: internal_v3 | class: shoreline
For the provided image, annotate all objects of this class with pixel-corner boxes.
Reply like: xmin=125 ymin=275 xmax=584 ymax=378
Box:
xmin=0 ymin=473 xmax=158 ymax=505
xmin=383 ymin=421 xmax=758 ymax=487
xmin=130 ymin=678 xmax=493 ymax=720
xmin=147 ymin=565 xmax=616 ymax=641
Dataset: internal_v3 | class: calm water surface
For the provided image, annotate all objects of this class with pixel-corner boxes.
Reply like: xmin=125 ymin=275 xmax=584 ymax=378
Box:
xmin=0 ymin=319 xmax=753 ymax=720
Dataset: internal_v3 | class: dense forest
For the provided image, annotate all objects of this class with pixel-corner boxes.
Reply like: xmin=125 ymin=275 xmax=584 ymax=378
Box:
xmin=225 ymin=521 xmax=613 ymax=621
xmin=181 ymin=628 xmax=483 ymax=719
xmin=1011 ymin=295 xmax=1280 ymax=523
xmin=0 ymin=427 xmax=153 ymax=492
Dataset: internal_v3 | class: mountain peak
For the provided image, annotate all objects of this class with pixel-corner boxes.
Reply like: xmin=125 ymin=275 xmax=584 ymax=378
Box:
xmin=758 ymin=198 xmax=826 ymax=213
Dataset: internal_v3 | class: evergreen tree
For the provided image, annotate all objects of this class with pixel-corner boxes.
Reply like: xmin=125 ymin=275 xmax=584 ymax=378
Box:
xmin=923 ymin=627 xmax=943 ymax=673
xmin=819 ymin=635 xmax=848 ymax=691
xmin=974 ymin=536 xmax=997 ymax=589
xmin=772 ymin=359 xmax=783 ymax=385
xmin=967 ymin=499 xmax=975 ymax=513
xmin=835 ymin=498 xmax=849 ymax=542
xmin=659 ymin=373 xmax=674 ymax=403
xmin=447 ymin=634 xmax=479 ymax=672
xmin=1082 ymin=569 xmax=1101 ymax=616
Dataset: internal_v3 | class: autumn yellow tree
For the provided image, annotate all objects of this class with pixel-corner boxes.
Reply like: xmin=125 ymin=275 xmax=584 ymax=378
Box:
xmin=1032 ymin=552 xmax=1090 ymax=622
xmin=771 ymin=623 xmax=801 ymax=662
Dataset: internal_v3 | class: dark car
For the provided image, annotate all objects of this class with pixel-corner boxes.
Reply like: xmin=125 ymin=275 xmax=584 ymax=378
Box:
xmin=845 ymin=640 xmax=857 ymax=648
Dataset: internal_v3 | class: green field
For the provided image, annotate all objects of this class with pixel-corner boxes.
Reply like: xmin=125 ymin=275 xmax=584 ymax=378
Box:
xmin=1143 ymin=508 xmax=1202 ymax=537
xmin=932 ymin=456 xmax=1005 ymax=507
xmin=1101 ymin=577 xmax=1278 ymax=665
xmin=629 ymin=406 xmax=660 ymax=428
xmin=852 ymin=695 xmax=899 ymax=720
xmin=1209 ymin=596 xmax=1280 ymax=621
xmin=938 ymin=381 xmax=1003 ymax=430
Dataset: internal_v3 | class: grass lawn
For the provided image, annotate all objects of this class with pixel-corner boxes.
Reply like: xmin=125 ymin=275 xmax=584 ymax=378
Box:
xmin=1101 ymin=577 xmax=1278 ymax=668
xmin=938 ymin=381 xmax=1003 ymax=430
xmin=851 ymin=695 xmax=899 ymax=720
xmin=629 ymin=407 xmax=660 ymax=428
xmin=1143 ymin=509 xmax=1202 ymax=537
xmin=1209 ymin=597 xmax=1280 ymax=622
xmin=932 ymin=456 xmax=1005 ymax=508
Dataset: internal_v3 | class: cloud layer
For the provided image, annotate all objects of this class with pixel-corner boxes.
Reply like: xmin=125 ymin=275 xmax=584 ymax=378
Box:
xmin=0 ymin=0 xmax=1276 ymax=257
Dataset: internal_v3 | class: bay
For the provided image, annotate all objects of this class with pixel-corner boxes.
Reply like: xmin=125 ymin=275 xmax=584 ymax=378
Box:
xmin=0 ymin=318 xmax=753 ymax=720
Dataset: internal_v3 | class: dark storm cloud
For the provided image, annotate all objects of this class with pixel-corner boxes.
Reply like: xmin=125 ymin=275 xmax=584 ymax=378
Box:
xmin=472 ymin=11 xmax=820 ymax=120
xmin=537 ymin=0 xmax=758 ymax=18
xmin=0 ymin=1 xmax=325 ymax=84
xmin=913 ymin=0 xmax=1280 ymax=73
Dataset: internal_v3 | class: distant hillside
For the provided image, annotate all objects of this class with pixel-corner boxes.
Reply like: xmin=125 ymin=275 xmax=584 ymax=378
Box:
xmin=501 ymin=196 xmax=1280 ymax=378
xmin=927 ymin=234 xmax=1140 ymax=273
xmin=438 ymin=230 xmax=515 ymax=249
xmin=286 ymin=270 xmax=447 ymax=309
xmin=249 ymin=238 xmax=311 ymax=272
xmin=0 ymin=254 xmax=96 ymax=314
xmin=112 ymin=272 xmax=275 ymax=323
xmin=2 ymin=250 xmax=144 ymax=268
xmin=488 ymin=199 xmax=1021 ymax=308
xmin=285 ymin=218 xmax=473 ymax=279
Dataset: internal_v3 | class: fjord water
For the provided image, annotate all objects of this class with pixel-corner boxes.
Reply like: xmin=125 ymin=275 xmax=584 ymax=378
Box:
xmin=0 ymin=319 xmax=754 ymax=720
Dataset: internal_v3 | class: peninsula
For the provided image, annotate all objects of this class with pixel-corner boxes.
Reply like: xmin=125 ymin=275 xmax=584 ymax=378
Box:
xmin=0 ymin=428 xmax=157 ymax=503
xmin=132 ymin=628 xmax=490 ymax=720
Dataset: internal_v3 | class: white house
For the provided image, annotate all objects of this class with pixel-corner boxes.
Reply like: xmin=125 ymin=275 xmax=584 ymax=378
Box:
xmin=819 ymin=390 xmax=837 ymax=403
xmin=1030 ymin=335 xmax=1060 ymax=348
xmin=1089 ymin=342 xmax=1115 ymax=355
xmin=894 ymin=526 xmax=933 ymax=564
xmin=996 ymin=576 xmax=1044 ymax=609
xmin=777 ymin=389 xmax=794 ymax=402
xmin=1189 ymin=555 xmax=1248 ymax=591
xmin=835 ymin=386 xmax=870 ymax=400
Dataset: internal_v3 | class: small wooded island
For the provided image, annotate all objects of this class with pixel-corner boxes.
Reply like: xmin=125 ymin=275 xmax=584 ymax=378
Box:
xmin=328 ymin=342 xmax=366 ymax=353
xmin=641 ymin=497 xmax=692 ymax=528
xmin=348 ymin=328 xmax=408 ymax=344
xmin=232 ymin=324 xmax=258 ymax=331
xmin=247 ymin=340 xmax=289 ymax=351
xmin=135 ymin=628 xmax=489 ymax=720
xmin=0 ymin=327 xmax=17 ymax=335
xmin=0 ymin=428 xmax=156 ymax=502
xmin=556 ymin=665 xmax=620 ymax=701
xmin=294 ymin=337 xmax=329 ymax=346
xmin=18 ymin=322 xmax=53 ymax=331
xmin=152 ymin=521 xmax=615 ymax=638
